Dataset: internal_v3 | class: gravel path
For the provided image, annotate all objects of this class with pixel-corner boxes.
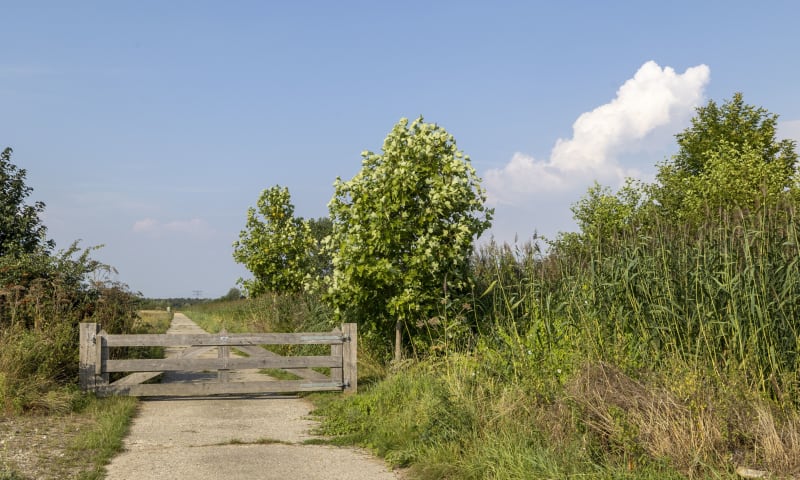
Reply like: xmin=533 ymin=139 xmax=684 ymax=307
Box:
xmin=104 ymin=313 xmax=401 ymax=480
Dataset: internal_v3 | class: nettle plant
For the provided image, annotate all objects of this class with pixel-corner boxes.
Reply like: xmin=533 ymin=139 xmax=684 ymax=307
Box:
xmin=324 ymin=117 xmax=493 ymax=358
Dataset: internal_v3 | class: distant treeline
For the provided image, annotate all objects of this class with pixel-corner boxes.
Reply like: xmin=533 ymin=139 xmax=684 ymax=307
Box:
xmin=140 ymin=288 xmax=243 ymax=310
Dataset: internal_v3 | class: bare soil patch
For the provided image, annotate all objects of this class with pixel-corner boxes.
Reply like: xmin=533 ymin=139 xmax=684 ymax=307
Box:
xmin=1 ymin=413 xmax=94 ymax=479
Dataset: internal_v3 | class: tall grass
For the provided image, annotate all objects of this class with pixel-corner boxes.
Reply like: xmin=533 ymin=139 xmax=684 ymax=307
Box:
xmin=183 ymin=291 xmax=333 ymax=334
xmin=472 ymin=203 xmax=800 ymax=403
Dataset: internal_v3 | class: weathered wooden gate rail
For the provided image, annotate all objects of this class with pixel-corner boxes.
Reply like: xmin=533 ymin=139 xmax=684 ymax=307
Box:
xmin=79 ymin=322 xmax=357 ymax=397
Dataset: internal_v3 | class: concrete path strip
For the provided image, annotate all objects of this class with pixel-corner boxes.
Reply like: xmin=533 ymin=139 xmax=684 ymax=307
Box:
xmin=104 ymin=313 xmax=402 ymax=480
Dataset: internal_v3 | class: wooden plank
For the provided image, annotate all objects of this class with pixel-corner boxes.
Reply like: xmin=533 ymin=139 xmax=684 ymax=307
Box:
xmin=342 ymin=323 xmax=358 ymax=394
xmin=330 ymin=327 xmax=343 ymax=386
xmin=218 ymin=328 xmax=229 ymax=383
xmin=235 ymin=345 xmax=330 ymax=382
xmin=96 ymin=380 xmax=344 ymax=397
xmin=105 ymin=355 xmax=341 ymax=373
xmin=104 ymin=332 xmax=345 ymax=347
xmin=110 ymin=344 xmax=214 ymax=387
xmin=95 ymin=330 xmax=110 ymax=385
xmin=79 ymin=323 xmax=98 ymax=390
xmin=111 ymin=371 xmax=162 ymax=386
xmin=178 ymin=345 xmax=217 ymax=358
xmin=94 ymin=329 xmax=104 ymax=375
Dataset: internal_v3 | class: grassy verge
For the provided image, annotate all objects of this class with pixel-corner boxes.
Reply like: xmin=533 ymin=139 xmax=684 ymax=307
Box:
xmin=0 ymin=310 xmax=171 ymax=480
xmin=310 ymin=356 xmax=737 ymax=480
xmin=1 ymin=395 xmax=138 ymax=480
xmin=69 ymin=396 xmax=139 ymax=480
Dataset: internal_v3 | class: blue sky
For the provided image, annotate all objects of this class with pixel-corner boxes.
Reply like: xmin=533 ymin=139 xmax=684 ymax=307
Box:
xmin=2 ymin=1 xmax=799 ymax=298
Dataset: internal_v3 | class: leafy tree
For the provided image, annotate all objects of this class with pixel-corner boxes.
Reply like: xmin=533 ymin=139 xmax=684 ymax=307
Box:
xmin=665 ymin=141 xmax=791 ymax=220
xmin=325 ymin=117 xmax=493 ymax=358
xmin=221 ymin=287 xmax=243 ymax=301
xmin=307 ymin=216 xmax=333 ymax=278
xmin=0 ymin=147 xmax=53 ymax=257
xmin=570 ymin=180 xmax=645 ymax=246
xmin=233 ymin=185 xmax=314 ymax=296
xmin=653 ymin=93 xmax=798 ymax=221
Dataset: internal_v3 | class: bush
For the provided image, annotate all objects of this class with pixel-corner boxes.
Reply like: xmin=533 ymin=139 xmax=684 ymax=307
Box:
xmin=0 ymin=244 xmax=140 ymax=414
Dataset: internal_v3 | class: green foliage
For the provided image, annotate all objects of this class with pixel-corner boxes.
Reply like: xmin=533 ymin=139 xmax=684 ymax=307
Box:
xmin=656 ymin=140 xmax=793 ymax=223
xmin=325 ymin=117 xmax=493 ymax=343
xmin=306 ymin=216 xmax=333 ymax=278
xmin=221 ymin=287 xmax=243 ymax=301
xmin=233 ymin=185 xmax=315 ymax=296
xmin=653 ymin=93 xmax=798 ymax=222
xmin=0 ymin=147 xmax=53 ymax=257
xmin=0 ymin=244 xmax=141 ymax=413
xmin=569 ymin=180 xmax=647 ymax=252
xmin=672 ymin=92 xmax=796 ymax=177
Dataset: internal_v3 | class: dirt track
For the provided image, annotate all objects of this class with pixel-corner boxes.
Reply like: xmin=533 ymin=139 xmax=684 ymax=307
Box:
xmin=104 ymin=313 xmax=400 ymax=480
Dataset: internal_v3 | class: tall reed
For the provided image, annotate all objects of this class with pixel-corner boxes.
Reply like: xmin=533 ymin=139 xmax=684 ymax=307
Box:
xmin=474 ymin=202 xmax=800 ymax=403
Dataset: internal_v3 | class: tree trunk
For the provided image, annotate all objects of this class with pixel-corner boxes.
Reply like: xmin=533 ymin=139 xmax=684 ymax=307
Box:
xmin=394 ymin=319 xmax=402 ymax=363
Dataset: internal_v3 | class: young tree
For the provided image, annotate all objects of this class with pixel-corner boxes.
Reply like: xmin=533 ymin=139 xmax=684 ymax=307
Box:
xmin=233 ymin=186 xmax=314 ymax=296
xmin=306 ymin=216 xmax=333 ymax=278
xmin=653 ymin=93 xmax=798 ymax=221
xmin=0 ymin=148 xmax=53 ymax=257
xmin=325 ymin=117 xmax=493 ymax=359
xmin=570 ymin=180 xmax=645 ymax=243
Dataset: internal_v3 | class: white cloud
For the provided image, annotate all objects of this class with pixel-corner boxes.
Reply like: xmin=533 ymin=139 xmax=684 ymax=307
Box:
xmin=132 ymin=218 xmax=215 ymax=237
xmin=485 ymin=61 xmax=711 ymax=205
xmin=132 ymin=218 xmax=158 ymax=233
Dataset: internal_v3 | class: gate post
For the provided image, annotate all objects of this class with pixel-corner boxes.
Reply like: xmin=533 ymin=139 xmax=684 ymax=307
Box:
xmin=79 ymin=323 xmax=104 ymax=391
xmin=342 ymin=323 xmax=357 ymax=394
xmin=218 ymin=328 xmax=230 ymax=383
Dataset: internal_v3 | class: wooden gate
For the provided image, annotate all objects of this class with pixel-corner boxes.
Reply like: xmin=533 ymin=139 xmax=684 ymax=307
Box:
xmin=79 ymin=323 xmax=357 ymax=397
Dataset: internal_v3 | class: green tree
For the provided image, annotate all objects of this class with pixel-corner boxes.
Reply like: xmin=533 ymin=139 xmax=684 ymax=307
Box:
xmin=570 ymin=180 xmax=645 ymax=246
xmin=307 ymin=216 xmax=333 ymax=278
xmin=325 ymin=117 xmax=493 ymax=358
xmin=0 ymin=147 xmax=53 ymax=257
xmin=221 ymin=287 xmax=243 ymax=301
xmin=653 ymin=93 xmax=798 ymax=221
xmin=233 ymin=185 xmax=314 ymax=296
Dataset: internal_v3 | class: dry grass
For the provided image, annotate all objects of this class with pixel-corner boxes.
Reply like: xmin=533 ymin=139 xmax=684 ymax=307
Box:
xmin=565 ymin=362 xmax=800 ymax=478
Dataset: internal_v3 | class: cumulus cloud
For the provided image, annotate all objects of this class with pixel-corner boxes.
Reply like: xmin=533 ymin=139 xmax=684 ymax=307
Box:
xmin=132 ymin=218 xmax=215 ymax=237
xmin=485 ymin=61 xmax=711 ymax=205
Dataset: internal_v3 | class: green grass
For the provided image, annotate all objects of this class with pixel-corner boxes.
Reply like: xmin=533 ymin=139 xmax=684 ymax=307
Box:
xmin=308 ymin=359 xmax=702 ymax=480
xmin=213 ymin=437 xmax=293 ymax=446
xmin=135 ymin=309 xmax=173 ymax=333
xmin=69 ymin=395 xmax=139 ymax=480
xmin=183 ymin=292 xmax=332 ymax=335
